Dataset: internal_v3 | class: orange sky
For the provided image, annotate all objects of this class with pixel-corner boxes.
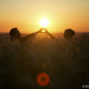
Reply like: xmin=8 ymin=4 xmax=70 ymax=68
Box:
xmin=0 ymin=0 xmax=89 ymax=33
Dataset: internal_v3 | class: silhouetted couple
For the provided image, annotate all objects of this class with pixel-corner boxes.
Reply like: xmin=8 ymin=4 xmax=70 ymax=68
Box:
xmin=9 ymin=27 xmax=75 ymax=42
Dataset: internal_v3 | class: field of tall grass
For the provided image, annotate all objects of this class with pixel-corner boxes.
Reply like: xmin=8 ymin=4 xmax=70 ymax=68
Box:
xmin=0 ymin=33 xmax=89 ymax=89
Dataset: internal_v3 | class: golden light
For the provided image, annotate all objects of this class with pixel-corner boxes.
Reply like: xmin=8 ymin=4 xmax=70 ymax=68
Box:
xmin=41 ymin=29 xmax=46 ymax=32
xmin=40 ymin=17 xmax=50 ymax=28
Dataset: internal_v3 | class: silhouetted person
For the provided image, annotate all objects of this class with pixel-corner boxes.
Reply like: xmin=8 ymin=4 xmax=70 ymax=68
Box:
xmin=9 ymin=27 xmax=42 ymax=42
xmin=64 ymin=29 xmax=75 ymax=40
xmin=9 ymin=28 xmax=21 ymax=40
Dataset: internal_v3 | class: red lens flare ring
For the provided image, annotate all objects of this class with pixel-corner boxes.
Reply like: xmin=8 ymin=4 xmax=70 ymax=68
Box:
xmin=36 ymin=72 xmax=50 ymax=86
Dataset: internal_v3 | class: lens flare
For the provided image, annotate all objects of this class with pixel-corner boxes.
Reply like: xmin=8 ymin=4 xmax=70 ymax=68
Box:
xmin=36 ymin=72 xmax=50 ymax=86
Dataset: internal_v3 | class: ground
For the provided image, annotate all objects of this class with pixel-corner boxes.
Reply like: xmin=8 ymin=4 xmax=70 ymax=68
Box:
xmin=0 ymin=33 xmax=89 ymax=89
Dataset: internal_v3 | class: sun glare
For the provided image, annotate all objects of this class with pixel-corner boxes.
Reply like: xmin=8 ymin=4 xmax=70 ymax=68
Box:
xmin=41 ymin=29 xmax=46 ymax=32
xmin=40 ymin=17 xmax=50 ymax=28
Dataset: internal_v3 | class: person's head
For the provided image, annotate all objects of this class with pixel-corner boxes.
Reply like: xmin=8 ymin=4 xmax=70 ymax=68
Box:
xmin=9 ymin=27 xmax=21 ymax=40
xmin=64 ymin=29 xmax=75 ymax=40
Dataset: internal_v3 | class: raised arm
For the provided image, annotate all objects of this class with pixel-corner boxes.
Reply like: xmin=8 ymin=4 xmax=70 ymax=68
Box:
xmin=45 ymin=28 xmax=57 ymax=39
xmin=20 ymin=29 xmax=41 ymax=42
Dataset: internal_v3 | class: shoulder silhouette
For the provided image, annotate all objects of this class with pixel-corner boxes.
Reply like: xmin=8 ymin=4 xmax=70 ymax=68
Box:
xmin=64 ymin=29 xmax=75 ymax=40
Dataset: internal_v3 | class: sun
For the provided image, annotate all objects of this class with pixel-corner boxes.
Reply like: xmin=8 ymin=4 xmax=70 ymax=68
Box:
xmin=40 ymin=17 xmax=50 ymax=28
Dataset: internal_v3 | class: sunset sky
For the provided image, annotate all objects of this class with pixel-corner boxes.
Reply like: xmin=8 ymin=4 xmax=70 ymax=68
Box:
xmin=0 ymin=0 xmax=89 ymax=33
